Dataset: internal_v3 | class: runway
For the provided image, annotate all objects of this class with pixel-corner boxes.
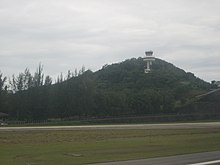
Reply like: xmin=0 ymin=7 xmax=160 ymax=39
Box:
xmin=89 ymin=151 xmax=220 ymax=165
xmin=0 ymin=122 xmax=220 ymax=131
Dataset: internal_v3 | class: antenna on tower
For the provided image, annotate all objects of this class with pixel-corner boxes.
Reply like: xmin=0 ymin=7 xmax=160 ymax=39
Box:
xmin=143 ymin=51 xmax=155 ymax=73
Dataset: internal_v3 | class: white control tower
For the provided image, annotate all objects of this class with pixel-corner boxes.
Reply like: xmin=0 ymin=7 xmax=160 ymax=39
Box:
xmin=143 ymin=51 xmax=155 ymax=73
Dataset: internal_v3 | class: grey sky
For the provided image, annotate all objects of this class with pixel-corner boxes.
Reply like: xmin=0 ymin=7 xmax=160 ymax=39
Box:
xmin=0 ymin=0 xmax=219 ymax=82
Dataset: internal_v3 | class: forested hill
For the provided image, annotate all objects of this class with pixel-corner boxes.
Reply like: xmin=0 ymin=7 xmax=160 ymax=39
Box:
xmin=1 ymin=57 xmax=211 ymax=120
xmin=94 ymin=58 xmax=209 ymax=92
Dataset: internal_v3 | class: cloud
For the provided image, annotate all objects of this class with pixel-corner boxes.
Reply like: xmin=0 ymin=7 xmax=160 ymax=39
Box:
xmin=0 ymin=0 xmax=220 ymax=82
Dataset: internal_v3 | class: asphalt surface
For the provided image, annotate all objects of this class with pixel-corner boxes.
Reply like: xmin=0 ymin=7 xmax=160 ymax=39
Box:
xmin=89 ymin=151 xmax=220 ymax=165
xmin=1 ymin=122 xmax=220 ymax=131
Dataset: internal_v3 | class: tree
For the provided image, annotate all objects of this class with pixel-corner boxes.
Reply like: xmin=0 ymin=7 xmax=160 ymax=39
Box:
xmin=0 ymin=71 xmax=7 ymax=92
xmin=9 ymin=74 xmax=17 ymax=93
xmin=16 ymin=73 xmax=25 ymax=91
xmin=4 ymin=58 xmax=212 ymax=121
xmin=78 ymin=66 xmax=85 ymax=75
xmin=33 ymin=63 xmax=44 ymax=87
xmin=0 ymin=71 xmax=7 ymax=113
xmin=44 ymin=75 xmax=52 ymax=86
xmin=56 ymin=73 xmax=63 ymax=84
xmin=74 ymin=68 xmax=78 ymax=77
xmin=24 ymin=68 xmax=33 ymax=90
xmin=9 ymin=73 xmax=24 ymax=92
xmin=66 ymin=70 xmax=72 ymax=80
xmin=9 ymin=68 xmax=33 ymax=92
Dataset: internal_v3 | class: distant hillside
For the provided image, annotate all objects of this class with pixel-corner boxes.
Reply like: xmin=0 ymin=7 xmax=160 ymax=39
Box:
xmin=94 ymin=58 xmax=209 ymax=95
xmin=177 ymin=89 xmax=220 ymax=116
xmin=4 ymin=57 xmax=212 ymax=120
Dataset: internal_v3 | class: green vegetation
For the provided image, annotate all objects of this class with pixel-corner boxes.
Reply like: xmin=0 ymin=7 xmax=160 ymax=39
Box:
xmin=1 ymin=57 xmax=214 ymax=121
xmin=0 ymin=128 xmax=220 ymax=165
xmin=177 ymin=89 xmax=220 ymax=114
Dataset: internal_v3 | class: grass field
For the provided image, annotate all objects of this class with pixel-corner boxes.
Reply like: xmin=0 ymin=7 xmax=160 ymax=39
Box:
xmin=0 ymin=128 xmax=220 ymax=165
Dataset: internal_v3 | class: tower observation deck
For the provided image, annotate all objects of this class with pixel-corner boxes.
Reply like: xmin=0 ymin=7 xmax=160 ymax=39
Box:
xmin=143 ymin=51 xmax=155 ymax=73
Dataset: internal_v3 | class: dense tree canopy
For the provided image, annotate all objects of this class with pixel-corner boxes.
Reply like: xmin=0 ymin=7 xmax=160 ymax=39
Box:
xmin=0 ymin=58 xmax=212 ymax=120
xmin=0 ymin=72 xmax=7 ymax=114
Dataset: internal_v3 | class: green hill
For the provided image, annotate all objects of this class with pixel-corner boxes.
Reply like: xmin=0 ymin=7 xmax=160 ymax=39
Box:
xmin=3 ymin=57 xmax=212 ymax=120
xmin=177 ymin=88 xmax=220 ymax=116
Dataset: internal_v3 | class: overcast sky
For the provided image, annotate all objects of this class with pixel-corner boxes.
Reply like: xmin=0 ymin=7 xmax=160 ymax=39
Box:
xmin=0 ymin=0 xmax=220 ymax=82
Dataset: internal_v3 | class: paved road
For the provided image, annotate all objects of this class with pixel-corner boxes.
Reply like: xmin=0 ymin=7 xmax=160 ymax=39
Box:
xmin=89 ymin=151 xmax=220 ymax=165
xmin=1 ymin=122 xmax=220 ymax=131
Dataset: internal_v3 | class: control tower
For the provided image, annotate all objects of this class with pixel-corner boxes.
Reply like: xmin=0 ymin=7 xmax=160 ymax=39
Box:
xmin=143 ymin=51 xmax=155 ymax=73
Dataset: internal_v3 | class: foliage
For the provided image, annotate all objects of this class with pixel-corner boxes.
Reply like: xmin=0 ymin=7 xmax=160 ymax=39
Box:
xmin=0 ymin=71 xmax=7 ymax=92
xmin=0 ymin=58 xmax=212 ymax=120
xmin=0 ymin=71 xmax=7 ymax=113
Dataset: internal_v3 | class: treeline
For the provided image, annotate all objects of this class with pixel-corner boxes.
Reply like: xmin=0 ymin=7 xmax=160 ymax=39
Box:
xmin=2 ymin=64 xmax=87 ymax=93
xmin=9 ymin=64 xmax=51 ymax=93
xmin=0 ymin=72 xmax=7 ymax=114
xmin=0 ymin=58 xmax=212 ymax=121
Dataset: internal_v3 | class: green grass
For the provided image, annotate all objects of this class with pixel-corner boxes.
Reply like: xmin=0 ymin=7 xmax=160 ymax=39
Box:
xmin=0 ymin=128 xmax=220 ymax=165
